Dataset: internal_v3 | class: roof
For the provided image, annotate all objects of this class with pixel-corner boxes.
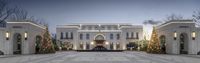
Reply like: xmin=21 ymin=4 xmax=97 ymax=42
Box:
xmin=7 ymin=21 xmax=46 ymax=29
xmin=156 ymin=20 xmax=194 ymax=29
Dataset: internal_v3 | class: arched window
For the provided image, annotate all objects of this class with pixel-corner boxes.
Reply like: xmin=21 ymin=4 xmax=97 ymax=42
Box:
xmin=95 ymin=35 xmax=105 ymax=40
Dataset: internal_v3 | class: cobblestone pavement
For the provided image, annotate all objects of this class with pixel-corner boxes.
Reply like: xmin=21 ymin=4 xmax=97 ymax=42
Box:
xmin=0 ymin=51 xmax=200 ymax=63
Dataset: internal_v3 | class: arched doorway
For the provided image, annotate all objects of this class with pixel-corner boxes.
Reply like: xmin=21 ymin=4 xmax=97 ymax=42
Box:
xmin=13 ymin=33 xmax=22 ymax=54
xmin=92 ymin=34 xmax=107 ymax=50
xmin=35 ymin=35 xmax=42 ymax=53
xmin=160 ymin=35 xmax=166 ymax=53
xmin=179 ymin=33 xmax=188 ymax=54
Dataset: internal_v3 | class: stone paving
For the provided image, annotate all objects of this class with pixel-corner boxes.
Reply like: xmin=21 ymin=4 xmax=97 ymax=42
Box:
xmin=0 ymin=51 xmax=200 ymax=63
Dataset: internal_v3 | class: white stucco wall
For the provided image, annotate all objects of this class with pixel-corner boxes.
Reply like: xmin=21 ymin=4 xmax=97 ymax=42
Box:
xmin=0 ymin=22 xmax=45 ymax=55
xmin=157 ymin=20 xmax=200 ymax=54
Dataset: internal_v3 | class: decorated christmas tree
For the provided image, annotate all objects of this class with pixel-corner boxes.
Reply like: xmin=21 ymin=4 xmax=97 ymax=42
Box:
xmin=147 ymin=27 xmax=161 ymax=53
xmin=39 ymin=27 xmax=55 ymax=54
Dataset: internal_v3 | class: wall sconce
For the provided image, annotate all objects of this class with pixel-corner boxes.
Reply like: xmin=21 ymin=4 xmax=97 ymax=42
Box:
xmin=105 ymin=42 xmax=109 ymax=45
xmin=5 ymin=31 xmax=10 ymax=40
xmin=90 ymin=42 xmax=94 ymax=45
xmin=24 ymin=32 xmax=28 ymax=40
xmin=192 ymin=31 xmax=196 ymax=40
xmin=174 ymin=31 xmax=177 ymax=40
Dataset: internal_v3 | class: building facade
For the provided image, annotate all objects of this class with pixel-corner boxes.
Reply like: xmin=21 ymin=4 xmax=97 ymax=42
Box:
xmin=0 ymin=21 xmax=45 ymax=55
xmin=157 ymin=20 xmax=200 ymax=54
xmin=56 ymin=23 xmax=143 ymax=50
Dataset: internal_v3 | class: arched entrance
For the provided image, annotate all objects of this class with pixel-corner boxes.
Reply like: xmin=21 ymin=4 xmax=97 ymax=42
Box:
xmin=35 ymin=35 xmax=42 ymax=53
xmin=92 ymin=34 xmax=107 ymax=50
xmin=179 ymin=33 xmax=188 ymax=54
xmin=13 ymin=33 xmax=22 ymax=54
xmin=160 ymin=35 xmax=166 ymax=53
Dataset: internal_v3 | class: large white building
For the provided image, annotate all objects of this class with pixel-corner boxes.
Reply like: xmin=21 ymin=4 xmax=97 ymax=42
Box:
xmin=0 ymin=21 xmax=45 ymax=55
xmin=1 ymin=20 xmax=200 ymax=55
xmin=56 ymin=23 xmax=143 ymax=50
xmin=157 ymin=20 xmax=200 ymax=54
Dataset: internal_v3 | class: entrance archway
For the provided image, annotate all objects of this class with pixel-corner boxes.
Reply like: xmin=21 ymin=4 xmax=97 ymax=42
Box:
xmin=179 ymin=33 xmax=188 ymax=54
xmin=160 ymin=35 xmax=166 ymax=53
xmin=92 ymin=34 xmax=107 ymax=50
xmin=13 ymin=33 xmax=22 ymax=54
xmin=35 ymin=35 xmax=42 ymax=53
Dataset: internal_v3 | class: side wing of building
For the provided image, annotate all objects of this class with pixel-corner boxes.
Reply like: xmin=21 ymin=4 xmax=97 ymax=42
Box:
xmin=156 ymin=20 xmax=200 ymax=54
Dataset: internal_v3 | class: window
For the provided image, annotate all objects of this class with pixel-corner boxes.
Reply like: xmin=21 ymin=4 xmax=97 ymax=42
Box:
xmin=80 ymin=34 xmax=83 ymax=40
xmin=86 ymin=33 xmax=90 ymax=40
xmin=60 ymin=32 xmax=63 ymax=39
xmin=88 ymin=26 xmax=92 ymax=30
xmin=108 ymin=26 xmax=111 ymax=30
xmin=114 ymin=26 xmax=118 ymax=30
xmin=110 ymin=34 xmax=113 ymax=40
xmin=95 ymin=26 xmax=98 ymax=30
xmin=136 ymin=32 xmax=139 ymax=39
xmin=82 ymin=26 xmax=86 ymax=30
xmin=71 ymin=32 xmax=73 ymax=39
xmin=126 ymin=32 xmax=129 ymax=39
xmin=131 ymin=32 xmax=134 ymax=38
xmin=117 ymin=34 xmax=120 ymax=40
xmin=65 ymin=32 xmax=68 ymax=39
xmin=101 ymin=26 xmax=105 ymax=30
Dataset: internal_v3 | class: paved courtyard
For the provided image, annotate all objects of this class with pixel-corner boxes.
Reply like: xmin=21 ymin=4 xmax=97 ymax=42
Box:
xmin=0 ymin=51 xmax=200 ymax=63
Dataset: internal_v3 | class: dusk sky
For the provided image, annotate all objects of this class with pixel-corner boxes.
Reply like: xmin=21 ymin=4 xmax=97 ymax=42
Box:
xmin=10 ymin=0 xmax=200 ymax=33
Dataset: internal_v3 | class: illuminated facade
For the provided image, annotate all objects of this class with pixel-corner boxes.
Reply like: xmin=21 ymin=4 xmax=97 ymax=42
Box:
xmin=56 ymin=23 xmax=143 ymax=50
